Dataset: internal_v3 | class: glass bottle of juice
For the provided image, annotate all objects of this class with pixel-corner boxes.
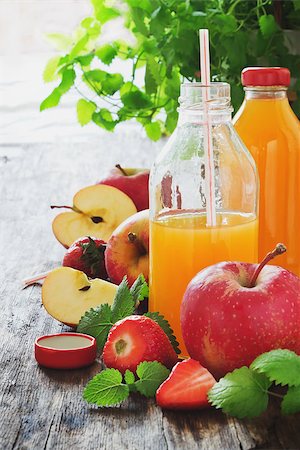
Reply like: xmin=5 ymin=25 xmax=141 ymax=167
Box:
xmin=233 ymin=67 xmax=300 ymax=277
xmin=149 ymin=82 xmax=259 ymax=356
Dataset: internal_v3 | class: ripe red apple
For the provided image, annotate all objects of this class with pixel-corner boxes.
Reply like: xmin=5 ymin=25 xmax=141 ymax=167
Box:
xmin=98 ymin=165 xmax=149 ymax=212
xmin=105 ymin=210 xmax=149 ymax=286
xmin=181 ymin=244 xmax=300 ymax=378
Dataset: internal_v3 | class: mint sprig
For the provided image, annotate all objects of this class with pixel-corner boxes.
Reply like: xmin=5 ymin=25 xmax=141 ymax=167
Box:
xmin=77 ymin=275 xmax=146 ymax=350
xmin=83 ymin=361 xmax=170 ymax=407
xmin=77 ymin=303 xmax=113 ymax=350
xmin=250 ymin=349 xmax=300 ymax=387
xmin=281 ymin=386 xmax=300 ymax=415
xmin=83 ymin=369 xmax=129 ymax=407
xmin=208 ymin=349 xmax=300 ymax=418
xmin=77 ymin=276 xmax=177 ymax=355
xmin=111 ymin=277 xmax=135 ymax=322
xmin=208 ymin=367 xmax=271 ymax=419
xmin=130 ymin=274 xmax=149 ymax=304
xmin=145 ymin=311 xmax=181 ymax=355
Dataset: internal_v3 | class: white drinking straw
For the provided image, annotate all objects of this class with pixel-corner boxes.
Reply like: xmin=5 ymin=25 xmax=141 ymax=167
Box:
xmin=199 ymin=29 xmax=216 ymax=227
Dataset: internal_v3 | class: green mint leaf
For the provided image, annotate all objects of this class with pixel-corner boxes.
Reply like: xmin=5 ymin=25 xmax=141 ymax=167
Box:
xmin=145 ymin=122 xmax=162 ymax=141
xmin=251 ymin=349 xmax=300 ymax=387
xmin=69 ymin=34 xmax=89 ymax=59
xmin=92 ymin=109 xmax=117 ymax=132
xmin=127 ymin=0 xmax=152 ymax=13
xmin=281 ymin=386 xmax=300 ymax=415
xmin=208 ymin=367 xmax=271 ymax=419
xmin=96 ymin=44 xmax=118 ymax=65
xmin=130 ymin=274 xmax=149 ymax=305
xmin=259 ymin=15 xmax=279 ymax=38
xmin=121 ymin=87 xmax=153 ymax=110
xmin=135 ymin=361 xmax=170 ymax=398
xmin=77 ymin=99 xmax=97 ymax=126
xmin=124 ymin=370 xmax=135 ymax=385
xmin=91 ymin=0 xmax=120 ymax=24
xmin=83 ymin=369 xmax=129 ymax=406
xmin=43 ymin=56 xmax=61 ymax=82
xmin=40 ymin=68 xmax=75 ymax=111
xmin=144 ymin=312 xmax=180 ymax=355
xmin=77 ymin=303 xmax=113 ymax=350
xmin=75 ymin=53 xmax=94 ymax=67
xmin=101 ymin=73 xmax=124 ymax=95
xmin=111 ymin=277 xmax=135 ymax=323
xmin=40 ymin=89 xmax=62 ymax=111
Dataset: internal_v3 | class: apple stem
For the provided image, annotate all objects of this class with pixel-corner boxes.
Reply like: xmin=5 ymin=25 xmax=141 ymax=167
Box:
xmin=115 ymin=164 xmax=128 ymax=176
xmin=128 ymin=232 xmax=146 ymax=255
xmin=249 ymin=243 xmax=287 ymax=288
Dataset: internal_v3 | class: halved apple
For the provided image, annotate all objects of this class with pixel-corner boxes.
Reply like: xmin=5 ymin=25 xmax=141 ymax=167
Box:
xmin=52 ymin=184 xmax=137 ymax=248
xmin=42 ymin=267 xmax=118 ymax=326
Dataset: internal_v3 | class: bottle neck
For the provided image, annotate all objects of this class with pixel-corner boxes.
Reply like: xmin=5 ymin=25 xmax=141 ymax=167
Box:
xmin=244 ymin=86 xmax=288 ymax=100
xmin=178 ymin=109 xmax=232 ymax=125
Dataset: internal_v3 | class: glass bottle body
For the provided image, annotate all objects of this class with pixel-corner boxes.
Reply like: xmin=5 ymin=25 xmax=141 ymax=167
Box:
xmin=150 ymin=83 xmax=258 ymax=356
xmin=234 ymin=87 xmax=300 ymax=276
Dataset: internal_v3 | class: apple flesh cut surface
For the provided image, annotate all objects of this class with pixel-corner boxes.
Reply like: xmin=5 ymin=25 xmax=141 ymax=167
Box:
xmin=105 ymin=209 xmax=149 ymax=286
xmin=181 ymin=245 xmax=300 ymax=378
xmin=52 ymin=184 xmax=137 ymax=248
xmin=42 ymin=267 xmax=118 ymax=327
xmin=98 ymin=165 xmax=150 ymax=212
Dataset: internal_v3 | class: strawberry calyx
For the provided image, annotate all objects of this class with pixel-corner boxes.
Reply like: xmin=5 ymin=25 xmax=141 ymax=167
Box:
xmin=80 ymin=237 xmax=107 ymax=278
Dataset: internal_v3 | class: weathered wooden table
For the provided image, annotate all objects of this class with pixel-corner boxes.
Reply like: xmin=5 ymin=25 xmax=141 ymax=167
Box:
xmin=1 ymin=135 xmax=299 ymax=450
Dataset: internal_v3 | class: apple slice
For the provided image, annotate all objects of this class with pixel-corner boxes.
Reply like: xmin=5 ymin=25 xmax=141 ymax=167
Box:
xmin=42 ymin=267 xmax=118 ymax=326
xmin=52 ymin=184 xmax=137 ymax=248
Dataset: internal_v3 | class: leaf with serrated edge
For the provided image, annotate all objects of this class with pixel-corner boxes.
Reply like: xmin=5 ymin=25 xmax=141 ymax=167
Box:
xmin=208 ymin=367 xmax=271 ymax=419
xmin=135 ymin=361 xmax=170 ymax=398
xmin=83 ymin=369 xmax=129 ymax=406
xmin=111 ymin=277 xmax=135 ymax=322
xmin=124 ymin=370 xmax=135 ymax=385
xmin=130 ymin=274 xmax=149 ymax=305
xmin=145 ymin=311 xmax=180 ymax=355
xmin=251 ymin=349 xmax=300 ymax=387
xmin=77 ymin=303 xmax=113 ymax=350
xmin=281 ymin=386 xmax=300 ymax=415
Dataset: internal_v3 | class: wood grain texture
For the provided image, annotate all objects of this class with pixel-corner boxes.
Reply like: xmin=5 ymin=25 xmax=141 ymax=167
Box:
xmin=0 ymin=136 xmax=299 ymax=450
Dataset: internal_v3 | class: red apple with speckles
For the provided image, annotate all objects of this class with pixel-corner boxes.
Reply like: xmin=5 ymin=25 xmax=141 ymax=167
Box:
xmin=181 ymin=244 xmax=300 ymax=378
xmin=98 ymin=165 xmax=149 ymax=212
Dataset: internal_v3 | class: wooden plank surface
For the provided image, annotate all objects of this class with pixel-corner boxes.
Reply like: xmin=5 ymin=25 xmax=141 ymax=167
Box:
xmin=0 ymin=136 xmax=300 ymax=450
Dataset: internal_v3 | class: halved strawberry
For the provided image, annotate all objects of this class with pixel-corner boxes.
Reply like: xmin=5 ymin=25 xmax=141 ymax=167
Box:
xmin=102 ymin=315 xmax=178 ymax=373
xmin=156 ymin=358 xmax=216 ymax=410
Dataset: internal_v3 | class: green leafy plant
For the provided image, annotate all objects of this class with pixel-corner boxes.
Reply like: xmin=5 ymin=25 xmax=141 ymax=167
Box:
xmin=209 ymin=349 xmax=300 ymax=418
xmin=83 ymin=361 xmax=170 ymax=406
xmin=41 ymin=0 xmax=300 ymax=140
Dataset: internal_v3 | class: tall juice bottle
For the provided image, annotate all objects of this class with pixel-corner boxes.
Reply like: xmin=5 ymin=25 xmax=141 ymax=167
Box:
xmin=149 ymin=83 xmax=259 ymax=356
xmin=233 ymin=67 xmax=300 ymax=277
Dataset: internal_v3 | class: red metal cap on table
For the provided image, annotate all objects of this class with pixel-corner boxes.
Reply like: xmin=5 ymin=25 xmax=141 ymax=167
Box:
xmin=35 ymin=333 xmax=97 ymax=369
xmin=241 ymin=67 xmax=290 ymax=87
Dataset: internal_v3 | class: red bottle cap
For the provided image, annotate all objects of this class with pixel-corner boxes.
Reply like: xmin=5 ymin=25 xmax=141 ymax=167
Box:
xmin=241 ymin=67 xmax=290 ymax=87
xmin=35 ymin=333 xmax=97 ymax=369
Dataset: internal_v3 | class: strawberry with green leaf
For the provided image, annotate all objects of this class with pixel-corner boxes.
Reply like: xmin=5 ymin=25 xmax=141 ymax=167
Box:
xmin=63 ymin=236 xmax=107 ymax=279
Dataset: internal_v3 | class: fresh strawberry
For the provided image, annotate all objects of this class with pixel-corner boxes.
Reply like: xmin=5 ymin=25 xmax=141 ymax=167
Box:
xmin=102 ymin=315 xmax=178 ymax=373
xmin=156 ymin=358 xmax=216 ymax=410
xmin=62 ymin=236 xmax=107 ymax=279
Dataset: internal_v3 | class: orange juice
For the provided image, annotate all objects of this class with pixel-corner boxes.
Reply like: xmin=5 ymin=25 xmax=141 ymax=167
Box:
xmin=149 ymin=211 xmax=258 ymax=356
xmin=234 ymin=68 xmax=300 ymax=276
